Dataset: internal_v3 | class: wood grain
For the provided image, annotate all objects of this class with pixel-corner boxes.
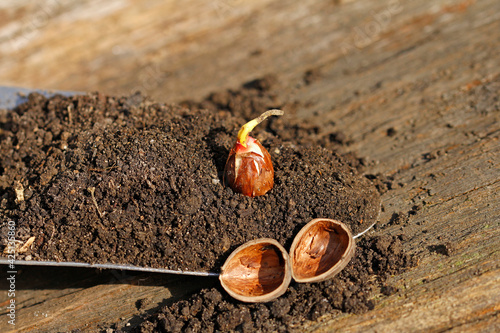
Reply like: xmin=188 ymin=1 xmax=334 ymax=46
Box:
xmin=1 ymin=0 xmax=499 ymax=332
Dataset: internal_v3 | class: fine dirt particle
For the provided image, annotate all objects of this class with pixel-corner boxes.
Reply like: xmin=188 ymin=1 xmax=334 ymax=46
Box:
xmin=136 ymin=298 xmax=152 ymax=311
xmin=381 ymin=284 xmax=399 ymax=296
xmin=388 ymin=211 xmax=410 ymax=226
xmin=303 ymin=68 xmax=323 ymax=85
xmin=428 ymin=242 xmax=457 ymax=256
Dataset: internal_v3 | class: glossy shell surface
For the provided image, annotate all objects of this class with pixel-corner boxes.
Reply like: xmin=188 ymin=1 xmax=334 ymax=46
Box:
xmin=224 ymin=139 xmax=274 ymax=197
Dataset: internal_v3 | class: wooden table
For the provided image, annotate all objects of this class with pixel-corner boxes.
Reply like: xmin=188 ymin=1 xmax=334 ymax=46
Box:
xmin=0 ymin=0 xmax=499 ymax=331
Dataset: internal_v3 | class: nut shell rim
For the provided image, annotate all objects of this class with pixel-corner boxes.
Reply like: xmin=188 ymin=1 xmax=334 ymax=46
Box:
xmin=219 ymin=238 xmax=292 ymax=303
xmin=289 ymin=218 xmax=355 ymax=283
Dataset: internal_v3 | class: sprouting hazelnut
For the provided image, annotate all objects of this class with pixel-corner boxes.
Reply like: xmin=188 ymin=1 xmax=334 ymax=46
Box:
xmin=224 ymin=109 xmax=284 ymax=197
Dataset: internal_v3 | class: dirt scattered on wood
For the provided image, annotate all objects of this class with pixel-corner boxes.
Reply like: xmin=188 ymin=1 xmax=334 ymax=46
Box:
xmin=0 ymin=76 xmax=416 ymax=331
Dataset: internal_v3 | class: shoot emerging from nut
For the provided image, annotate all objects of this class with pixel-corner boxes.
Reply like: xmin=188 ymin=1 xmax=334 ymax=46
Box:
xmin=224 ymin=109 xmax=284 ymax=197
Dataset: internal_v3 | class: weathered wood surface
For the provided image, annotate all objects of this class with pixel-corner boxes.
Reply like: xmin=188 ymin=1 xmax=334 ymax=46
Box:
xmin=1 ymin=0 xmax=499 ymax=332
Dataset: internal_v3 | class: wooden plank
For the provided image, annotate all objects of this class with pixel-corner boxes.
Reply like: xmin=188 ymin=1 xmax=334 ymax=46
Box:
xmin=0 ymin=266 xmax=218 ymax=332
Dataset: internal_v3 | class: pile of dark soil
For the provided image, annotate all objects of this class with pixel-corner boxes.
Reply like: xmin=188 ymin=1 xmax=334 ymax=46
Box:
xmin=1 ymin=87 xmax=378 ymax=272
xmin=0 ymin=76 xmax=415 ymax=332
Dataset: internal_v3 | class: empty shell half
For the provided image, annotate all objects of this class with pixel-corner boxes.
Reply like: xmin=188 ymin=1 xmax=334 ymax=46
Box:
xmin=290 ymin=218 xmax=355 ymax=283
xmin=219 ymin=238 xmax=292 ymax=303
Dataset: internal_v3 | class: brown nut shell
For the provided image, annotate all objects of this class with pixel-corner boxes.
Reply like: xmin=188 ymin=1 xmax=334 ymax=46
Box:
xmin=219 ymin=238 xmax=292 ymax=303
xmin=224 ymin=140 xmax=274 ymax=197
xmin=290 ymin=218 xmax=355 ymax=283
